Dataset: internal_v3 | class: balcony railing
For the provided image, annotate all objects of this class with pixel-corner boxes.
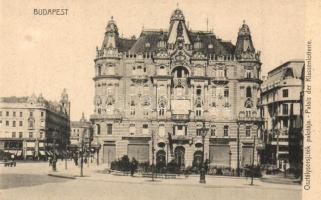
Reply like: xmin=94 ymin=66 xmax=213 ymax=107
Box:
xmin=171 ymin=114 xmax=189 ymax=121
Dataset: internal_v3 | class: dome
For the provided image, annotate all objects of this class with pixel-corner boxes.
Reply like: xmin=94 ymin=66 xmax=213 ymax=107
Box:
xmin=170 ymin=8 xmax=185 ymax=22
xmin=238 ymin=20 xmax=251 ymax=36
xmin=106 ymin=16 xmax=118 ymax=34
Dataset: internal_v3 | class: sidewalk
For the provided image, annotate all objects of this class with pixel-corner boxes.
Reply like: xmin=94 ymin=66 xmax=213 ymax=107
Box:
xmin=47 ymin=160 xmax=102 ymax=179
xmin=47 ymin=161 xmax=301 ymax=191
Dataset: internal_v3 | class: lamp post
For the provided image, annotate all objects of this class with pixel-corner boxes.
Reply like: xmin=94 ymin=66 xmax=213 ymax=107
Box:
xmin=151 ymin=130 xmax=155 ymax=181
xmin=52 ymin=129 xmax=57 ymax=172
xmin=199 ymin=122 xmax=209 ymax=184
xmin=229 ymin=150 xmax=232 ymax=170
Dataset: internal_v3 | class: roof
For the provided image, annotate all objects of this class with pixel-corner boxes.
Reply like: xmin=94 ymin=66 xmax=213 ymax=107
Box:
xmin=128 ymin=30 xmax=235 ymax=55
xmin=263 ymin=60 xmax=304 ymax=86
xmin=117 ymin=38 xmax=137 ymax=52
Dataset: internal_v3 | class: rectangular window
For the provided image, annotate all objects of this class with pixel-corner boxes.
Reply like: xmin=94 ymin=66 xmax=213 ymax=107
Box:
xmin=30 ymin=112 xmax=33 ymax=117
xmin=282 ymin=104 xmax=288 ymax=115
xmin=6 ymin=111 xmax=9 ymax=116
xmin=0 ymin=120 xmax=2 ymax=124
xmin=196 ymin=129 xmax=202 ymax=136
xmin=246 ymin=126 xmax=251 ymax=137
xmin=107 ymin=124 xmax=113 ymax=135
xmin=29 ymin=132 xmax=33 ymax=138
xmin=12 ymin=121 xmax=16 ymax=127
xmin=211 ymin=127 xmax=216 ymax=136
xmin=41 ymin=111 xmax=44 ymax=117
xmin=224 ymin=88 xmax=229 ymax=97
xmin=19 ymin=121 xmax=23 ymax=126
xmin=20 ymin=112 xmax=23 ymax=117
xmin=283 ymin=119 xmax=289 ymax=128
xmin=19 ymin=132 xmax=23 ymax=138
xmin=143 ymin=124 xmax=149 ymax=134
xmin=40 ymin=132 xmax=43 ymax=139
xmin=0 ymin=111 xmax=2 ymax=116
xmin=224 ymin=125 xmax=229 ymax=137
xmin=6 ymin=121 xmax=9 ymax=126
xmin=13 ymin=111 xmax=16 ymax=117
xmin=129 ymin=124 xmax=136 ymax=135
xmin=12 ymin=132 xmax=16 ymax=138
xmin=158 ymin=124 xmax=165 ymax=137
xmin=283 ymin=89 xmax=288 ymax=98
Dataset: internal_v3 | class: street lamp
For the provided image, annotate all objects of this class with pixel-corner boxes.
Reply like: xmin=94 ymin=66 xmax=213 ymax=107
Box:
xmin=199 ymin=122 xmax=209 ymax=184
xmin=52 ymin=129 xmax=57 ymax=172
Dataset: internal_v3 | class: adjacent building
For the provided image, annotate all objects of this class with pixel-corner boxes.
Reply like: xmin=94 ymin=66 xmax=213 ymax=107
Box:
xmin=0 ymin=89 xmax=71 ymax=160
xmin=70 ymin=113 xmax=93 ymax=152
xmin=261 ymin=60 xmax=304 ymax=170
xmin=90 ymin=8 xmax=263 ymax=169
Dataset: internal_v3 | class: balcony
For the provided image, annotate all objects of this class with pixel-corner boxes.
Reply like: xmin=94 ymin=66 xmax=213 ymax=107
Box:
xmin=130 ymin=75 xmax=149 ymax=84
xmin=211 ymin=77 xmax=229 ymax=84
xmin=238 ymin=111 xmax=262 ymax=122
xmin=171 ymin=114 xmax=189 ymax=121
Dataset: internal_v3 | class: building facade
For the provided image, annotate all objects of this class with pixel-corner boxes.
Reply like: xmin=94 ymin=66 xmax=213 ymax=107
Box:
xmin=70 ymin=113 xmax=93 ymax=150
xmin=0 ymin=89 xmax=71 ymax=160
xmin=261 ymin=60 xmax=304 ymax=170
xmin=90 ymin=9 xmax=263 ymax=169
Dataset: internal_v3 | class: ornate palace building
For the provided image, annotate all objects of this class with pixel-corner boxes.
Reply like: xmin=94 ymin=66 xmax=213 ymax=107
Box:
xmin=90 ymin=9 xmax=263 ymax=169
xmin=0 ymin=90 xmax=70 ymax=160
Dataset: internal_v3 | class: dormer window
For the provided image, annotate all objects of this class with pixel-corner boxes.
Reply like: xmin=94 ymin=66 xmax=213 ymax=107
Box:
xmin=145 ymin=42 xmax=150 ymax=48
xmin=208 ymin=44 xmax=213 ymax=49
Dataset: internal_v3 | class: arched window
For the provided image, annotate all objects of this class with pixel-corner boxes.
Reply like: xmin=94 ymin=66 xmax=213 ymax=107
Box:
xmin=172 ymin=66 xmax=189 ymax=78
xmin=246 ymin=87 xmax=252 ymax=98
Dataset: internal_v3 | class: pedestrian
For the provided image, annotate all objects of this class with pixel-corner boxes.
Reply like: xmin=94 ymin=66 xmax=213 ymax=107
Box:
xmin=10 ymin=154 xmax=15 ymax=161
xmin=49 ymin=156 xmax=52 ymax=167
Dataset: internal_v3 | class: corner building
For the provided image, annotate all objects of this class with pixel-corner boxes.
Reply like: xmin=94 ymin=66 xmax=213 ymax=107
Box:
xmin=90 ymin=9 xmax=263 ymax=169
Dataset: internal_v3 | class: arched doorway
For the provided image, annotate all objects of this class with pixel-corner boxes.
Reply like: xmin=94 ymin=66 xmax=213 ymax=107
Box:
xmin=156 ymin=150 xmax=166 ymax=172
xmin=174 ymin=146 xmax=185 ymax=169
xmin=193 ymin=150 xmax=203 ymax=169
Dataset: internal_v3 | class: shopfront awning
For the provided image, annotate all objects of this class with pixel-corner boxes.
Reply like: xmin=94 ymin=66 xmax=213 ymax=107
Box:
xmin=16 ymin=151 xmax=22 ymax=156
xmin=26 ymin=150 xmax=33 ymax=156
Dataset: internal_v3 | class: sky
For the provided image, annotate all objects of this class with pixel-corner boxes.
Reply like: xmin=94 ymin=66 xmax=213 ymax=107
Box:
xmin=0 ymin=0 xmax=305 ymax=121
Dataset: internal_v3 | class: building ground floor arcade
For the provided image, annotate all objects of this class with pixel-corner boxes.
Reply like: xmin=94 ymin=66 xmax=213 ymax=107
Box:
xmin=91 ymin=119 xmax=261 ymax=169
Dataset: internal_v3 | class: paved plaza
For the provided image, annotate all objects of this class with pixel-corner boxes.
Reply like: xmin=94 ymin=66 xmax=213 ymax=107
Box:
xmin=0 ymin=161 xmax=301 ymax=200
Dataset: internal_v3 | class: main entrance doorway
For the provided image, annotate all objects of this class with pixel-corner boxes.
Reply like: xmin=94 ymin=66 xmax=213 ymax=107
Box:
xmin=174 ymin=146 xmax=185 ymax=168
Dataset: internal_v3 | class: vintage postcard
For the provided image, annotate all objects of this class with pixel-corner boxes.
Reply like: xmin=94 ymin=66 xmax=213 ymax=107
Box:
xmin=0 ymin=0 xmax=320 ymax=199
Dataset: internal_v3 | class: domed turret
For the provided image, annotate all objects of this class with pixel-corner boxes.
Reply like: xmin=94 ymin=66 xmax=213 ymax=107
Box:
xmin=101 ymin=16 xmax=119 ymax=50
xmin=167 ymin=8 xmax=190 ymax=45
xmin=170 ymin=8 xmax=185 ymax=22
xmin=235 ymin=20 xmax=256 ymax=59
xmin=105 ymin=16 xmax=118 ymax=35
